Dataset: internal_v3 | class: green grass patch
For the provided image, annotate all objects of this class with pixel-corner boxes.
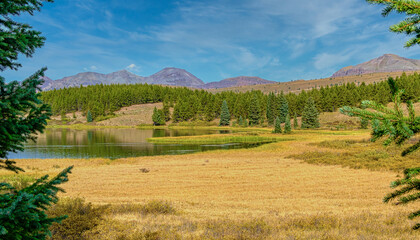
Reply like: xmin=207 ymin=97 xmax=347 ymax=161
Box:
xmin=0 ymin=174 xmax=39 ymax=190
xmin=46 ymin=124 xmax=134 ymax=130
xmin=147 ymin=133 xmax=292 ymax=145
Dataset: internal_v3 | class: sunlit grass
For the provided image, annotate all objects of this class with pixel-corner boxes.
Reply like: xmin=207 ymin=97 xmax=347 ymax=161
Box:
xmin=3 ymin=129 xmax=420 ymax=239
xmin=289 ymin=139 xmax=420 ymax=172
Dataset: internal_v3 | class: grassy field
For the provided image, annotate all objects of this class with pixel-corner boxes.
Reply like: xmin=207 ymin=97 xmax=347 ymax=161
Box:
xmin=2 ymin=129 xmax=419 ymax=239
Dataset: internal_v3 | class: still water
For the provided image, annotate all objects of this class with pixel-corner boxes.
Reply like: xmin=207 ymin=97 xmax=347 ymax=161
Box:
xmin=8 ymin=128 xmax=259 ymax=159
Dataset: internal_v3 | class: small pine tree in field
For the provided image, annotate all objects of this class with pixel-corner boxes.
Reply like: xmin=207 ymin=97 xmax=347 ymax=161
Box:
xmin=86 ymin=110 xmax=93 ymax=123
xmin=244 ymin=118 xmax=249 ymax=127
xmin=219 ymin=100 xmax=230 ymax=126
xmin=284 ymin=114 xmax=292 ymax=134
xmin=293 ymin=113 xmax=298 ymax=129
xmin=301 ymin=97 xmax=320 ymax=129
xmin=238 ymin=116 xmax=244 ymax=126
xmin=273 ymin=116 xmax=282 ymax=133
xmin=152 ymin=107 xmax=165 ymax=126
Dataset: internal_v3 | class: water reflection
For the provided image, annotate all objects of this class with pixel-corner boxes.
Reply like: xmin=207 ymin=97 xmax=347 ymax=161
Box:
xmin=8 ymin=128 xmax=262 ymax=159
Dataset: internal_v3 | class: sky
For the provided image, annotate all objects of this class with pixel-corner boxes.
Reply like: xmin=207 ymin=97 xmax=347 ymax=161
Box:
xmin=3 ymin=0 xmax=420 ymax=83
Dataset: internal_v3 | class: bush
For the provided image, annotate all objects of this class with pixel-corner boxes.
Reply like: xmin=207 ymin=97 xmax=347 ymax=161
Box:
xmin=47 ymin=198 xmax=106 ymax=240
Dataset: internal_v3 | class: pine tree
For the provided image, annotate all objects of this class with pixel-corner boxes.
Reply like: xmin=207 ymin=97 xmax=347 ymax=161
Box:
xmin=248 ymin=93 xmax=261 ymax=126
xmin=266 ymin=93 xmax=274 ymax=125
xmin=0 ymin=1 xmax=73 ymax=239
xmin=272 ymin=116 xmax=282 ymax=133
xmin=361 ymin=2 xmax=420 ymax=228
xmin=293 ymin=112 xmax=298 ymax=129
xmin=284 ymin=114 xmax=292 ymax=134
xmin=86 ymin=110 xmax=93 ymax=123
xmin=219 ymin=100 xmax=230 ymax=126
xmin=152 ymin=107 xmax=159 ymax=125
xmin=162 ymin=101 xmax=171 ymax=121
xmin=366 ymin=0 xmax=420 ymax=47
xmin=152 ymin=107 xmax=165 ymax=126
xmin=279 ymin=95 xmax=289 ymax=123
xmin=238 ymin=116 xmax=244 ymax=126
xmin=301 ymin=97 xmax=320 ymax=129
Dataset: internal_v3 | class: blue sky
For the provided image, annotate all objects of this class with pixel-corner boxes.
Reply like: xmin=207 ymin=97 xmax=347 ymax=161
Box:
xmin=3 ymin=0 xmax=420 ymax=83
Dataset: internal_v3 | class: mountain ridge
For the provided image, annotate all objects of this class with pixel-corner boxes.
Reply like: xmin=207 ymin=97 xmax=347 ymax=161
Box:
xmin=331 ymin=54 xmax=420 ymax=77
xmin=40 ymin=54 xmax=420 ymax=91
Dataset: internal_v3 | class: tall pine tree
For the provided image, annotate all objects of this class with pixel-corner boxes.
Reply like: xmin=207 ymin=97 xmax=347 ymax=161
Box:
xmin=284 ymin=114 xmax=292 ymax=134
xmin=272 ymin=116 xmax=282 ymax=133
xmin=219 ymin=100 xmax=230 ymax=126
xmin=301 ymin=97 xmax=320 ymax=129
xmin=0 ymin=1 xmax=73 ymax=239
xmin=248 ymin=93 xmax=261 ymax=126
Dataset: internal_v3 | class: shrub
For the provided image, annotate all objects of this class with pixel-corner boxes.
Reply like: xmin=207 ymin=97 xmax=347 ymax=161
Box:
xmin=47 ymin=198 xmax=106 ymax=240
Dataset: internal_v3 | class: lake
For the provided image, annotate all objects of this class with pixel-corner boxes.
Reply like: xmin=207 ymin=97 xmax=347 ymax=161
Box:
xmin=8 ymin=128 xmax=261 ymax=159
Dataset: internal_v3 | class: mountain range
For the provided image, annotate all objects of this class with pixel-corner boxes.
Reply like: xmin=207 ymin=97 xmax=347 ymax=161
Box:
xmin=40 ymin=54 xmax=420 ymax=91
xmin=332 ymin=54 xmax=420 ymax=77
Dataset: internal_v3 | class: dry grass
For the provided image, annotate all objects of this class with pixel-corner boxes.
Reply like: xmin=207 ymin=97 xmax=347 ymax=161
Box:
xmin=3 ymin=130 xmax=420 ymax=239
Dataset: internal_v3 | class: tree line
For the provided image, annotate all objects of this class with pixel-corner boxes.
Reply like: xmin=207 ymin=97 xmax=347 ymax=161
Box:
xmin=41 ymin=72 xmax=420 ymax=123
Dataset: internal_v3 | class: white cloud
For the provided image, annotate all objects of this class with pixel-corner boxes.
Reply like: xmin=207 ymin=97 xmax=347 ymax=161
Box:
xmin=126 ymin=63 xmax=141 ymax=72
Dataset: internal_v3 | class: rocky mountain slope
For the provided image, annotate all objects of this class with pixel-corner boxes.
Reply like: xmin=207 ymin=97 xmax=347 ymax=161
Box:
xmin=332 ymin=54 xmax=420 ymax=77
xmin=41 ymin=70 xmax=146 ymax=91
xmin=41 ymin=68 xmax=203 ymax=90
xmin=148 ymin=68 xmax=204 ymax=87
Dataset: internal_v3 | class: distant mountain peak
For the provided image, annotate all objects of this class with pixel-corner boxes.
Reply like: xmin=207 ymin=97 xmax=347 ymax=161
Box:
xmin=147 ymin=67 xmax=204 ymax=87
xmin=332 ymin=54 xmax=420 ymax=77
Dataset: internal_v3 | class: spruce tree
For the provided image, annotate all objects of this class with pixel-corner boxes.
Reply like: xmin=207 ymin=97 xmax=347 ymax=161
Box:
xmin=266 ymin=93 xmax=274 ymax=125
xmin=284 ymin=114 xmax=292 ymax=134
xmin=219 ymin=100 xmax=230 ymax=126
xmin=273 ymin=116 xmax=282 ymax=133
xmin=366 ymin=0 xmax=420 ymax=47
xmin=86 ymin=110 xmax=93 ymax=123
xmin=301 ymin=97 xmax=320 ymax=129
xmin=293 ymin=112 xmax=298 ymax=129
xmin=162 ymin=101 xmax=171 ymax=121
xmin=238 ymin=116 xmax=244 ymax=126
xmin=0 ymin=1 xmax=73 ymax=239
xmin=279 ymin=97 xmax=289 ymax=123
xmin=248 ymin=93 xmax=261 ymax=126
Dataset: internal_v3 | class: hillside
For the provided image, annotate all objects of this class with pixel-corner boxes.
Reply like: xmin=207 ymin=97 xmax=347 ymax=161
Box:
xmin=208 ymin=71 xmax=419 ymax=94
xmin=332 ymin=54 xmax=420 ymax=77
xmin=200 ymin=76 xmax=275 ymax=89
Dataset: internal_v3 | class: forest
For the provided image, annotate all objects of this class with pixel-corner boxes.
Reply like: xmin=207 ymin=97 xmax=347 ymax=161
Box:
xmin=40 ymin=73 xmax=420 ymax=124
